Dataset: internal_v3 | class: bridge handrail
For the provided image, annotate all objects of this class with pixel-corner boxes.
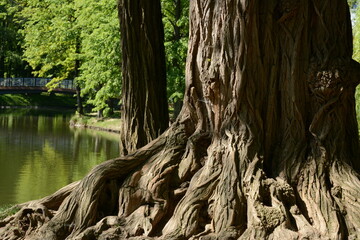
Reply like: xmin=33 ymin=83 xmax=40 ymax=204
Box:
xmin=0 ymin=78 xmax=74 ymax=89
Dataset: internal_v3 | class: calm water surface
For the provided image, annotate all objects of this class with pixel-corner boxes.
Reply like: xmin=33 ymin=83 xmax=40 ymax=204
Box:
xmin=0 ymin=109 xmax=120 ymax=205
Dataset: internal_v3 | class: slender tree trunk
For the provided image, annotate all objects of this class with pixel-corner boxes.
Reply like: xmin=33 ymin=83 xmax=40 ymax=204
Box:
xmin=0 ymin=56 xmax=4 ymax=78
xmin=1 ymin=1 xmax=360 ymax=239
xmin=74 ymin=85 xmax=83 ymax=114
xmin=118 ymin=0 xmax=169 ymax=155
xmin=0 ymin=16 xmax=7 ymax=78
xmin=74 ymin=39 xmax=83 ymax=115
xmin=171 ymin=0 xmax=185 ymax=120
xmin=173 ymin=0 xmax=182 ymax=41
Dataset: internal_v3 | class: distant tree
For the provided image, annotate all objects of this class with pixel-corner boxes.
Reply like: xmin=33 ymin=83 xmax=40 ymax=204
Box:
xmin=20 ymin=0 xmax=121 ymax=115
xmin=162 ymin=0 xmax=189 ymax=118
xmin=20 ymin=0 xmax=84 ymax=113
xmin=118 ymin=0 xmax=169 ymax=154
xmin=0 ymin=0 xmax=32 ymax=78
xmin=353 ymin=2 xmax=360 ymax=60
xmin=348 ymin=0 xmax=358 ymax=8
xmin=75 ymin=0 xmax=121 ymax=117
xmin=351 ymin=0 xmax=360 ymax=132
xmin=21 ymin=0 xmax=77 ymax=81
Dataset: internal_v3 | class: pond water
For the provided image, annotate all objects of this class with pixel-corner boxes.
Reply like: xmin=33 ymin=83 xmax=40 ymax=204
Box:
xmin=0 ymin=108 xmax=120 ymax=206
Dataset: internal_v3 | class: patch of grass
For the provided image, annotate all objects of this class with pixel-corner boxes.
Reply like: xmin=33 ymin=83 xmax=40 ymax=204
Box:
xmin=89 ymin=118 xmax=121 ymax=131
xmin=0 ymin=94 xmax=30 ymax=106
xmin=0 ymin=93 xmax=76 ymax=108
xmin=70 ymin=114 xmax=92 ymax=125
xmin=0 ymin=205 xmax=20 ymax=220
xmin=70 ymin=113 xmax=121 ymax=132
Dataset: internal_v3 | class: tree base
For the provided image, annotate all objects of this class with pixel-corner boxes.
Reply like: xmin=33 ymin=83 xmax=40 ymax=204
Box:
xmin=1 ymin=121 xmax=360 ymax=240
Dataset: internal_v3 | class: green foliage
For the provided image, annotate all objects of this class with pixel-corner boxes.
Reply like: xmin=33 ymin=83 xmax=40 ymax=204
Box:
xmin=0 ymin=205 xmax=20 ymax=220
xmin=348 ymin=0 xmax=358 ymax=8
xmin=0 ymin=0 xmax=31 ymax=78
xmin=20 ymin=0 xmax=78 ymax=81
xmin=70 ymin=112 xmax=121 ymax=132
xmin=75 ymin=0 xmax=121 ymax=116
xmin=161 ymin=0 xmax=189 ymax=104
xmin=19 ymin=0 xmax=121 ymax=115
xmin=4 ymin=0 xmax=188 ymax=114
xmin=352 ymin=0 xmax=360 ymax=135
xmin=353 ymin=2 xmax=360 ymax=59
xmin=0 ymin=93 xmax=76 ymax=107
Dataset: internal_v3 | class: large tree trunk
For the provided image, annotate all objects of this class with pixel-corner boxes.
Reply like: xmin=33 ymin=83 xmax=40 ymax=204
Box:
xmin=118 ymin=0 xmax=169 ymax=155
xmin=1 ymin=0 xmax=360 ymax=239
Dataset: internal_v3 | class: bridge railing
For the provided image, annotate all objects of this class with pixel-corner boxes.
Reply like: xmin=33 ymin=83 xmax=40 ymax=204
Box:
xmin=0 ymin=78 xmax=74 ymax=89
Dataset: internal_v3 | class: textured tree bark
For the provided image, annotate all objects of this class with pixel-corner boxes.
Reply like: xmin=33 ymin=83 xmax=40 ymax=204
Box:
xmin=1 ymin=0 xmax=360 ymax=239
xmin=118 ymin=0 xmax=169 ymax=155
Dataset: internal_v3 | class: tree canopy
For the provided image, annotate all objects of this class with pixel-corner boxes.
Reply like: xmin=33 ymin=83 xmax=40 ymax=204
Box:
xmin=74 ymin=0 xmax=121 ymax=116
xmin=0 ymin=0 xmax=190 ymax=115
xmin=11 ymin=0 xmax=121 ymax=115
xmin=162 ymin=0 xmax=189 ymax=106
xmin=20 ymin=0 xmax=79 ymax=81
xmin=0 ymin=0 xmax=32 ymax=78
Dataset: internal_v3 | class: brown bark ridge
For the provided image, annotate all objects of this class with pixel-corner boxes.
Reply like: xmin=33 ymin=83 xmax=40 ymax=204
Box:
xmin=1 ymin=0 xmax=360 ymax=239
xmin=118 ymin=0 xmax=169 ymax=155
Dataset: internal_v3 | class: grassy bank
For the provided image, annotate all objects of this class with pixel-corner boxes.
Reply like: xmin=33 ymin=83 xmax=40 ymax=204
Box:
xmin=0 ymin=93 xmax=76 ymax=108
xmin=70 ymin=113 xmax=121 ymax=133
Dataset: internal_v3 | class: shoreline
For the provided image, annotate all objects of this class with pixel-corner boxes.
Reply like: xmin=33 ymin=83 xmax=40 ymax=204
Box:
xmin=0 ymin=105 xmax=121 ymax=134
xmin=69 ymin=114 xmax=121 ymax=134
xmin=0 ymin=105 xmax=75 ymax=111
xmin=0 ymin=93 xmax=77 ymax=109
xmin=69 ymin=121 xmax=121 ymax=134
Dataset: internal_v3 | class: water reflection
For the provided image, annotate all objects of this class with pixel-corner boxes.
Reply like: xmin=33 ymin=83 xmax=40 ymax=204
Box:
xmin=0 ymin=109 xmax=120 ymax=205
xmin=16 ymin=142 xmax=69 ymax=203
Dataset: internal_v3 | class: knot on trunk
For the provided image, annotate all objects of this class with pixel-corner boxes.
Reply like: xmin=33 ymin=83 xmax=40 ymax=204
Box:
xmin=279 ymin=0 xmax=299 ymax=13
xmin=308 ymin=60 xmax=357 ymax=101
xmin=277 ymin=0 xmax=299 ymax=22
xmin=309 ymin=69 xmax=344 ymax=100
